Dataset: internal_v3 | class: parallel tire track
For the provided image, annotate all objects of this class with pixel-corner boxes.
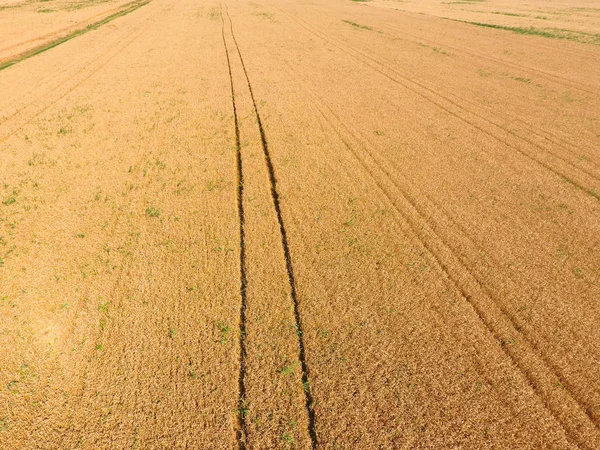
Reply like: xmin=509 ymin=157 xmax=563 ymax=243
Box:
xmin=224 ymin=5 xmax=318 ymax=449
xmin=0 ymin=52 xmax=91 ymax=122
xmin=219 ymin=6 xmax=249 ymax=449
xmin=279 ymin=63 xmax=600 ymax=447
xmin=389 ymin=8 xmax=594 ymax=60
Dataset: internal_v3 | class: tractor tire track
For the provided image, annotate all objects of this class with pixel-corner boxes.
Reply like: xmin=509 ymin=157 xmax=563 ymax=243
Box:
xmin=313 ymin=97 xmax=599 ymax=448
xmin=286 ymin=9 xmax=600 ymax=183
xmin=219 ymin=6 xmax=249 ymax=449
xmin=224 ymin=5 xmax=318 ymax=448
xmin=412 ymin=76 xmax=600 ymax=173
xmin=344 ymin=105 xmax=600 ymax=423
xmin=0 ymin=52 xmax=95 ymax=122
xmin=326 ymin=17 xmax=600 ymax=181
xmin=278 ymin=62 xmax=600 ymax=448
xmin=288 ymin=1 xmax=599 ymax=94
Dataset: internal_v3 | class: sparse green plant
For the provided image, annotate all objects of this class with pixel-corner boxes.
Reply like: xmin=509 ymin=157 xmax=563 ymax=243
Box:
xmin=454 ymin=20 xmax=600 ymax=45
xmin=291 ymin=324 xmax=302 ymax=336
xmin=254 ymin=11 xmax=275 ymax=20
xmin=208 ymin=6 xmax=219 ymax=20
xmin=280 ymin=361 xmax=297 ymax=376
xmin=432 ymin=47 xmax=451 ymax=56
xmin=316 ymin=328 xmax=329 ymax=339
xmin=511 ymin=76 xmax=531 ymax=84
xmin=491 ymin=11 xmax=527 ymax=17
xmin=282 ymin=431 xmax=294 ymax=445
xmin=205 ymin=178 xmax=230 ymax=192
xmin=342 ymin=20 xmax=373 ymax=31
xmin=237 ymin=400 xmax=249 ymax=418
xmin=216 ymin=322 xmax=230 ymax=344
xmin=146 ymin=206 xmax=160 ymax=217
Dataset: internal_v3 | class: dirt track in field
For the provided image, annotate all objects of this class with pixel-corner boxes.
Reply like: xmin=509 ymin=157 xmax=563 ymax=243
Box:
xmin=1 ymin=0 xmax=599 ymax=448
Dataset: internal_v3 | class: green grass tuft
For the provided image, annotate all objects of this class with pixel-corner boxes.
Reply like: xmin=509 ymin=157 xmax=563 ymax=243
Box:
xmin=146 ymin=207 xmax=160 ymax=217
xmin=342 ymin=20 xmax=373 ymax=31
xmin=455 ymin=21 xmax=600 ymax=45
